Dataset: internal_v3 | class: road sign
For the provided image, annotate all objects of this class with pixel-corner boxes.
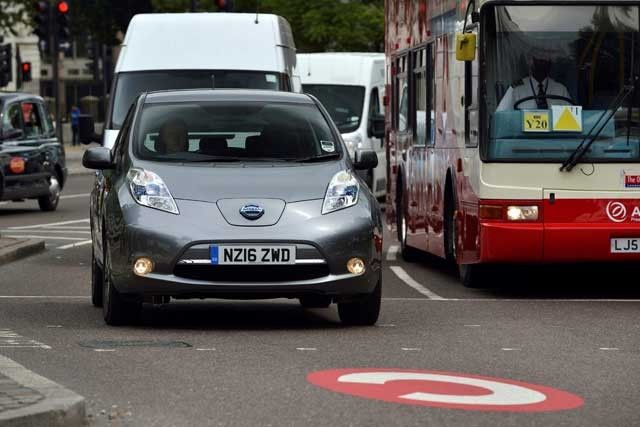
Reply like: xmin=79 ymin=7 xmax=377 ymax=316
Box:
xmin=307 ymin=368 xmax=583 ymax=412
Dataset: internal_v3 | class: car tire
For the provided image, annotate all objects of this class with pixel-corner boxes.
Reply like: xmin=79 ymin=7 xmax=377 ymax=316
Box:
xmin=396 ymin=189 xmax=420 ymax=262
xmin=91 ymin=249 xmax=103 ymax=307
xmin=299 ymin=296 xmax=332 ymax=309
xmin=338 ymin=279 xmax=381 ymax=326
xmin=38 ymin=175 xmax=61 ymax=212
xmin=102 ymin=245 xmax=140 ymax=326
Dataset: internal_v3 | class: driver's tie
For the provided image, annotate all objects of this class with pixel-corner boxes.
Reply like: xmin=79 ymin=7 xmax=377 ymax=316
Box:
xmin=536 ymin=82 xmax=548 ymax=109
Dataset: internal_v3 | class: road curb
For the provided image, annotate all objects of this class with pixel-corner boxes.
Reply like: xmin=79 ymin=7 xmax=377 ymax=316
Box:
xmin=0 ymin=239 xmax=45 ymax=267
xmin=0 ymin=355 xmax=85 ymax=426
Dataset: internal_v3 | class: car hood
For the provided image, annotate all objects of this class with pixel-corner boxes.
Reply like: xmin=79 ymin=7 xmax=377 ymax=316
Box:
xmin=135 ymin=161 xmax=345 ymax=204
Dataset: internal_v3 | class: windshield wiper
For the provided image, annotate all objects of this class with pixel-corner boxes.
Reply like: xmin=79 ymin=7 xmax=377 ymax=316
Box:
xmin=560 ymin=83 xmax=636 ymax=172
xmin=294 ymin=153 xmax=341 ymax=163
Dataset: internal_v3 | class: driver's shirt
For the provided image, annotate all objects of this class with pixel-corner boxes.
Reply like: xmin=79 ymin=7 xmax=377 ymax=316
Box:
xmin=497 ymin=76 xmax=571 ymax=111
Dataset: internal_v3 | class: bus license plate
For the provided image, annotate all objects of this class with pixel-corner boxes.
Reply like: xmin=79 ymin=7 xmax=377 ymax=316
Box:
xmin=210 ymin=245 xmax=296 ymax=265
xmin=611 ymin=238 xmax=640 ymax=253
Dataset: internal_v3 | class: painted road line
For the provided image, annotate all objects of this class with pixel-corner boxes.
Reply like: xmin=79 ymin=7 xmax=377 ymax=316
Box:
xmin=599 ymin=347 xmax=619 ymax=351
xmin=1 ymin=230 xmax=91 ymax=235
xmin=0 ymin=329 xmax=51 ymax=349
xmin=0 ymin=296 xmax=90 ymax=299
xmin=1 ymin=235 xmax=87 ymax=241
xmin=389 ymin=266 xmax=444 ymax=300
xmin=382 ymin=297 xmax=640 ymax=302
xmin=401 ymin=347 xmax=421 ymax=351
xmin=60 ymin=193 xmax=90 ymax=200
xmin=47 ymin=226 xmax=91 ymax=230
xmin=195 ymin=348 xmax=217 ymax=351
xmin=57 ymin=240 xmax=93 ymax=250
xmin=296 ymin=348 xmax=318 ymax=351
xmin=386 ymin=245 xmax=398 ymax=261
xmin=7 ymin=218 xmax=89 ymax=230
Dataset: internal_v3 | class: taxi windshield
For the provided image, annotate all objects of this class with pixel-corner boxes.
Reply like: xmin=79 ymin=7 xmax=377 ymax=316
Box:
xmin=483 ymin=5 xmax=640 ymax=162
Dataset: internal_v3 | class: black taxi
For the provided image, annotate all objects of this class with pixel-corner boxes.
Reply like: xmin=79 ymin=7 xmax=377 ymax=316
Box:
xmin=0 ymin=93 xmax=66 ymax=211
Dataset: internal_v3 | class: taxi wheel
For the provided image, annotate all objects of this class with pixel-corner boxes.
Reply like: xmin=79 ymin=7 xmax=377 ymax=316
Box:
xmin=102 ymin=244 xmax=140 ymax=326
xmin=38 ymin=176 xmax=61 ymax=212
xmin=338 ymin=279 xmax=381 ymax=326
xmin=299 ymin=296 xmax=331 ymax=309
xmin=91 ymin=248 xmax=103 ymax=307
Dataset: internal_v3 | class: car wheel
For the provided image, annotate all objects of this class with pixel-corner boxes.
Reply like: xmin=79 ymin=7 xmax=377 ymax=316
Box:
xmin=102 ymin=244 xmax=140 ymax=326
xmin=299 ymin=296 xmax=332 ymax=309
xmin=338 ymin=279 xmax=381 ymax=326
xmin=396 ymin=189 xmax=420 ymax=262
xmin=38 ymin=175 xmax=61 ymax=212
xmin=91 ymin=248 xmax=103 ymax=307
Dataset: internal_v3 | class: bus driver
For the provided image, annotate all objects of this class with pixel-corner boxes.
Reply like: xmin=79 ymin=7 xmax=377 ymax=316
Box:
xmin=497 ymin=55 xmax=572 ymax=111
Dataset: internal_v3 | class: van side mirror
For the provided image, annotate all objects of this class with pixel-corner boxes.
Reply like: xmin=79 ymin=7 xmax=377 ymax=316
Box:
xmin=354 ymin=150 xmax=378 ymax=171
xmin=79 ymin=114 xmax=101 ymax=145
xmin=368 ymin=113 xmax=385 ymax=139
xmin=455 ymin=33 xmax=476 ymax=62
xmin=82 ymin=147 xmax=114 ymax=170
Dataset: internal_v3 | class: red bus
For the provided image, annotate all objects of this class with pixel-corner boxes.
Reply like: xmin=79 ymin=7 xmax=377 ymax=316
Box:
xmin=385 ymin=0 xmax=640 ymax=287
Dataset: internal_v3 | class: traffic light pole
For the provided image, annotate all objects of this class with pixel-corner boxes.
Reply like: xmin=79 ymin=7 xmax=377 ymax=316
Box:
xmin=50 ymin=3 xmax=62 ymax=143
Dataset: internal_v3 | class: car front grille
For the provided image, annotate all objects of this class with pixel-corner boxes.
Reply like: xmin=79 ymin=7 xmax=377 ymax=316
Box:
xmin=173 ymin=264 xmax=330 ymax=283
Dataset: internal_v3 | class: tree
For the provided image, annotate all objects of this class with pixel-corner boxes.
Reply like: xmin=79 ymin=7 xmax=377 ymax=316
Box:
xmin=0 ymin=0 xmax=33 ymax=37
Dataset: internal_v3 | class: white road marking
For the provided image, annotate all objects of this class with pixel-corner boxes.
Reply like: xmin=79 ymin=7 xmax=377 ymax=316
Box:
xmin=464 ymin=324 xmax=481 ymax=327
xmin=386 ymin=245 xmax=399 ymax=261
xmin=195 ymin=348 xmax=216 ymax=351
xmin=389 ymin=266 xmax=444 ymax=300
xmin=94 ymin=349 xmax=116 ymax=352
xmin=376 ymin=324 xmax=396 ymax=328
xmin=2 ymin=229 xmax=91 ymax=235
xmin=46 ymin=325 xmax=63 ymax=328
xmin=0 ymin=329 xmax=50 ymax=349
xmin=382 ymin=297 xmax=640 ymax=302
xmin=60 ymin=193 xmax=90 ymax=200
xmin=7 ymin=218 xmax=89 ymax=230
xmin=47 ymin=226 xmax=90 ymax=230
xmin=57 ymin=240 xmax=93 ymax=250
xmin=296 ymin=348 xmax=317 ymax=351
xmin=1 ymin=235 xmax=87 ymax=241
xmin=501 ymin=348 xmax=521 ymax=351
xmin=599 ymin=347 xmax=619 ymax=351
xmin=401 ymin=347 xmax=421 ymax=351
xmin=0 ymin=296 xmax=89 ymax=299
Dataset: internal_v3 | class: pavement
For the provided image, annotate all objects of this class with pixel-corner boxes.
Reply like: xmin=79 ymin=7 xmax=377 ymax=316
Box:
xmin=0 ymin=174 xmax=639 ymax=426
xmin=65 ymin=143 xmax=97 ymax=176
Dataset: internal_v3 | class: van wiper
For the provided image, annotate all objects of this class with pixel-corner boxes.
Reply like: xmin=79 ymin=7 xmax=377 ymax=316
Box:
xmin=294 ymin=153 xmax=341 ymax=163
xmin=560 ymin=83 xmax=635 ymax=172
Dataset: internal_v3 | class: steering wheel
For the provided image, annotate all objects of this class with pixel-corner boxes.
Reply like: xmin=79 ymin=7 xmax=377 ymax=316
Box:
xmin=513 ymin=95 xmax=577 ymax=110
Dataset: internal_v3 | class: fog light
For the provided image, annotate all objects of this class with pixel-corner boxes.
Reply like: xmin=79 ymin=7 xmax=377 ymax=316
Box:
xmin=506 ymin=206 xmax=539 ymax=221
xmin=133 ymin=257 xmax=154 ymax=276
xmin=347 ymin=258 xmax=366 ymax=275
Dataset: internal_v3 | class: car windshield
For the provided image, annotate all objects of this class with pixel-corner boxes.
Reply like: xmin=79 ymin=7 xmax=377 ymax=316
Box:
xmin=302 ymin=84 xmax=365 ymax=133
xmin=135 ymin=101 xmax=341 ymax=163
xmin=110 ymin=71 xmax=283 ymax=129
xmin=484 ymin=5 xmax=640 ymax=162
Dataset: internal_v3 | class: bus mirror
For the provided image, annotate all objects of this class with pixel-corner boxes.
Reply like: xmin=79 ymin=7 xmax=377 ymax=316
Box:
xmin=455 ymin=33 xmax=476 ymax=62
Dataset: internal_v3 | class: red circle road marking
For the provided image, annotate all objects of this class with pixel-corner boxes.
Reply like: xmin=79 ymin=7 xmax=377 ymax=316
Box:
xmin=307 ymin=368 xmax=584 ymax=412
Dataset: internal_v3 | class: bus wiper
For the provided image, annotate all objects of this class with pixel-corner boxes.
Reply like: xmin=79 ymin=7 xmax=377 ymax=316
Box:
xmin=294 ymin=153 xmax=341 ymax=163
xmin=560 ymin=84 xmax=635 ymax=172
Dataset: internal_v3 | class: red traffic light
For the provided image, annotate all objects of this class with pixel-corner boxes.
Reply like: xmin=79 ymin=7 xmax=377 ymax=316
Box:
xmin=22 ymin=62 xmax=30 ymax=72
xmin=57 ymin=1 xmax=69 ymax=14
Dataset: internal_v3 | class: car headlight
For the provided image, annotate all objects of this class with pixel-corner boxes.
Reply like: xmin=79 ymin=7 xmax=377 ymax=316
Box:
xmin=322 ymin=170 xmax=359 ymax=214
xmin=127 ymin=168 xmax=179 ymax=215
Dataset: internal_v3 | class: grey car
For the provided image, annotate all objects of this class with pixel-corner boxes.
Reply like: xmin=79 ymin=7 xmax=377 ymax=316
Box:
xmin=82 ymin=89 xmax=383 ymax=326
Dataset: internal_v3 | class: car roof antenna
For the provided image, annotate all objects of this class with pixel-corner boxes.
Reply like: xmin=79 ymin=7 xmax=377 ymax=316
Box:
xmin=255 ymin=0 xmax=260 ymax=24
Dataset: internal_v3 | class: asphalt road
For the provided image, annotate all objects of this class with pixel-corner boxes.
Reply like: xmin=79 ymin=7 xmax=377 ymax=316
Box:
xmin=0 ymin=174 xmax=639 ymax=426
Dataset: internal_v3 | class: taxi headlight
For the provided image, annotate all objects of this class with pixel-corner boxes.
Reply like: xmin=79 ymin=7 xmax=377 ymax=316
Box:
xmin=127 ymin=168 xmax=179 ymax=215
xmin=506 ymin=206 xmax=539 ymax=221
xmin=322 ymin=170 xmax=359 ymax=214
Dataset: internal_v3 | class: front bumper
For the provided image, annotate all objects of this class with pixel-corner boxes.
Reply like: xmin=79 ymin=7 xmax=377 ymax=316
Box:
xmin=106 ymin=195 xmax=382 ymax=299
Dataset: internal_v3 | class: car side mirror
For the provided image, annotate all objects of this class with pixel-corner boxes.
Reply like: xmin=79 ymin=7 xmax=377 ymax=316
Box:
xmin=354 ymin=150 xmax=378 ymax=171
xmin=1 ymin=128 xmax=23 ymax=141
xmin=79 ymin=114 xmax=101 ymax=145
xmin=82 ymin=147 xmax=114 ymax=170
xmin=368 ymin=113 xmax=385 ymax=139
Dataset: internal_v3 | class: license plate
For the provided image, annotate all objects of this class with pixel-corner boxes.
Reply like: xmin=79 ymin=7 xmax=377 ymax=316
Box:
xmin=611 ymin=238 xmax=640 ymax=253
xmin=210 ymin=245 xmax=296 ymax=265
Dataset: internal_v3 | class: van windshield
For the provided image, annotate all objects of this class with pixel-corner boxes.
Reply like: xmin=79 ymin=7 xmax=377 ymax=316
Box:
xmin=134 ymin=101 xmax=341 ymax=163
xmin=110 ymin=71 xmax=283 ymax=129
xmin=302 ymin=85 xmax=365 ymax=133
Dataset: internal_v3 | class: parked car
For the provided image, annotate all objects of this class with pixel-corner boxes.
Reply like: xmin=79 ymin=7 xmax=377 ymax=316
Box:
xmin=0 ymin=93 xmax=66 ymax=211
xmin=83 ymin=89 xmax=383 ymax=326
xmin=81 ymin=12 xmax=301 ymax=149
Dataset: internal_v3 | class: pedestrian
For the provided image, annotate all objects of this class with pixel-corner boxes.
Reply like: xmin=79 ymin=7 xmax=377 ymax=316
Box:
xmin=70 ymin=105 xmax=80 ymax=146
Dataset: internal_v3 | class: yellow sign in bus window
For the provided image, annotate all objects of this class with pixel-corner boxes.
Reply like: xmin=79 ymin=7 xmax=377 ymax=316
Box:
xmin=552 ymin=106 xmax=582 ymax=132
xmin=523 ymin=111 xmax=550 ymax=132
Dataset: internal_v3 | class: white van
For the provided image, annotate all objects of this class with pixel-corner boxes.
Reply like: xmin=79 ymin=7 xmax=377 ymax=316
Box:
xmin=297 ymin=53 xmax=386 ymax=197
xmin=97 ymin=13 xmax=299 ymax=149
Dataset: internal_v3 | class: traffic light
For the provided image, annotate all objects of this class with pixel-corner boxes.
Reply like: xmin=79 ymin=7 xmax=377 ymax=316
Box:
xmin=33 ymin=1 xmax=50 ymax=54
xmin=21 ymin=62 xmax=32 ymax=82
xmin=0 ymin=43 xmax=13 ymax=88
xmin=216 ymin=0 xmax=234 ymax=12
xmin=56 ymin=1 xmax=71 ymax=51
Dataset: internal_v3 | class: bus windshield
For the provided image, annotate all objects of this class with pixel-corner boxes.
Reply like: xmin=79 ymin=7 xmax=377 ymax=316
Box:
xmin=302 ymin=85 xmax=365 ymax=133
xmin=484 ymin=5 xmax=640 ymax=162
xmin=110 ymin=70 xmax=283 ymax=130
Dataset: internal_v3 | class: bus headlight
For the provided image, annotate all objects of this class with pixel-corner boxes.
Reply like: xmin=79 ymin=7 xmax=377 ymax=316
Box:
xmin=506 ymin=206 xmax=539 ymax=221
